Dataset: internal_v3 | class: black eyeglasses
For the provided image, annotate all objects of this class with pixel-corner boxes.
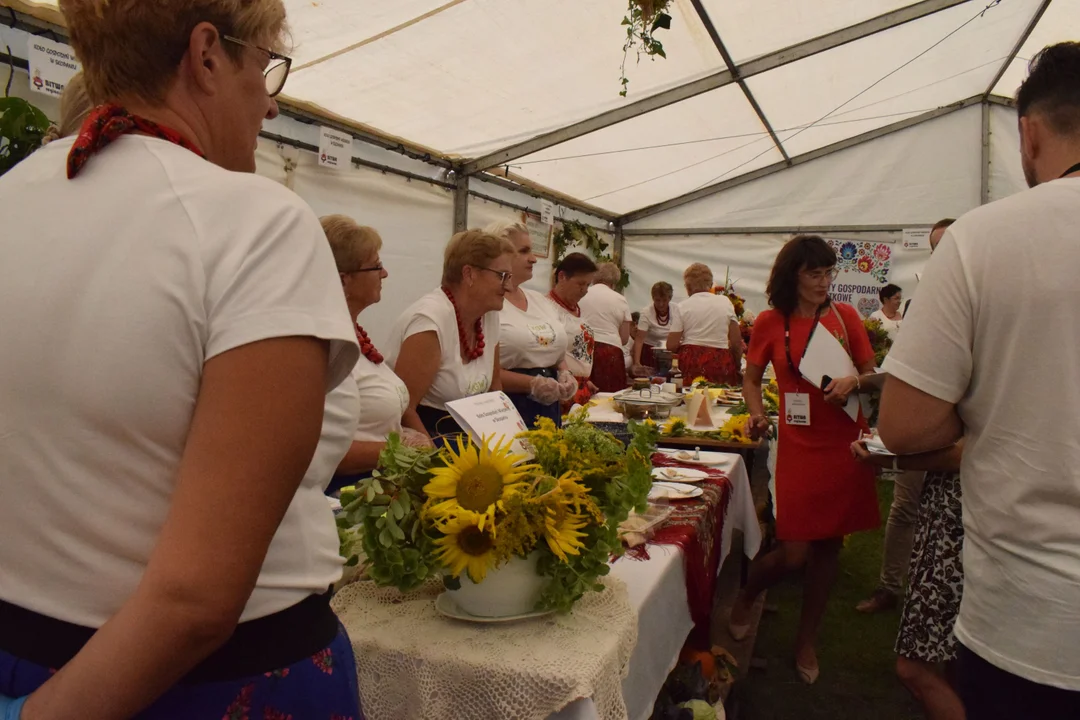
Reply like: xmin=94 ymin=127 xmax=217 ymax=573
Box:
xmin=475 ymin=266 xmax=513 ymax=285
xmin=222 ymin=35 xmax=292 ymax=97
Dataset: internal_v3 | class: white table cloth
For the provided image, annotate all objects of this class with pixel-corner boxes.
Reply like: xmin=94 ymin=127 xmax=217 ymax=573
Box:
xmin=553 ymin=453 xmax=760 ymax=720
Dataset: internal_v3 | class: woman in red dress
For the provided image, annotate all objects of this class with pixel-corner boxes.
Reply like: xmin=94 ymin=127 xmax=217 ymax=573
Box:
xmin=730 ymin=235 xmax=881 ymax=684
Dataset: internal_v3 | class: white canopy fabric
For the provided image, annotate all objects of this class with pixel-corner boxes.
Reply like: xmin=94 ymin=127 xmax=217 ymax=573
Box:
xmin=7 ymin=0 xmax=1078 ymax=218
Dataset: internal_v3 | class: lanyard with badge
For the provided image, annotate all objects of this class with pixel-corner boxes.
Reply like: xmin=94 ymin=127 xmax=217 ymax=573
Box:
xmin=782 ymin=304 xmax=825 ymax=427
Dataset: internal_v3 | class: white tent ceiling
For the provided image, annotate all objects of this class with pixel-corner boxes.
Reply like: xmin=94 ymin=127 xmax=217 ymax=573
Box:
xmin=6 ymin=0 xmax=1079 ymax=218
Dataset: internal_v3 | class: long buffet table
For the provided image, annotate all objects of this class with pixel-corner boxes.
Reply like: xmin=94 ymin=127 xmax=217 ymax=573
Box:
xmin=333 ymin=451 xmax=759 ymax=720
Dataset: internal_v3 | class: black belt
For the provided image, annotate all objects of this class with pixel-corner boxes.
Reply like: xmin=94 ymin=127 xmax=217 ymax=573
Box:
xmin=508 ymin=366 xmax=558 ymax=379
xmin=0 ymin=590 xmax=338 ymax=683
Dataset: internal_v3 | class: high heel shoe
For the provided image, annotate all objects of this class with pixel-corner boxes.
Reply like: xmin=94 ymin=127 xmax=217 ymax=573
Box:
xmin=795 ymin=661 xmax=820 ymax=685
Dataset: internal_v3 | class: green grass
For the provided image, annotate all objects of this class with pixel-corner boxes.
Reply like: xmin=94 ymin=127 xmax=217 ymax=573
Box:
xmin=740 ymin=479 xmax=922 ymax=720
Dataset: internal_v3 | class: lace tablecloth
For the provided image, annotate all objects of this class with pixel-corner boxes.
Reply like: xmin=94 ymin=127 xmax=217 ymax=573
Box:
xmin=331 ymin=575 xmax=637 ymax=720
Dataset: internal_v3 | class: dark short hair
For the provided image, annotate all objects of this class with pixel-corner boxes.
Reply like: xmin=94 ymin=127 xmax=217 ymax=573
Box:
xmin=1016 ymin=42 xmax=1080 ymax=137
xmin=650 ymin=281 xmax=673 ymax=301
xmin=766 ymin=235 xmax=836 ymax=316
xmin=879 ymin=284 xmax=902 ymax=303
xmin=932 ymin=218 xmax=956 ymax=233
xmin=553 ymin=252 xmax=598 ymax=284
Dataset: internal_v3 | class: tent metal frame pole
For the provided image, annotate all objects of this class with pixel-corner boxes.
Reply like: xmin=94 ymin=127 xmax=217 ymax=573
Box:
xmin=622 ymin=224 xmax=924 ymax=236
xmin=986 ymin=94 xmax=1016 ymax=108
xmin=453 ymin=174 xmax=470 ymax=233
xmin=620 ymin=95 xmax=982 ymax=225
xmin=460 ymin=0 xmax=972 ymax=175
xmin=473 ymin=173 xmax=617 ymax=222
xmin=980 ymin=101 xmax=992 ymax=205
xmin=983 ymin=0 xmax=1053 ymax=99
xmin=688 ymin=0 xmax=790 ymax=164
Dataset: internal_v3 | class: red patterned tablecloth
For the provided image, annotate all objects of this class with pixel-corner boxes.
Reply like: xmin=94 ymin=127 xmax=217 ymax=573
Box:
xmin=628 ymin=453 xmax=733 ymax=649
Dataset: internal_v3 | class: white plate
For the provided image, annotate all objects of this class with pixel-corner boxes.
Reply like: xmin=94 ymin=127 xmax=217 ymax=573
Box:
xmin=434 ymin=592 xmax=554 ymax=623
xmin=648 ymin=482 xmax=704 ymax=500
xmin=661 ymin=449 xmax=733 ymax=466
xmin=652 ymin=467 xmax=708 ymax=483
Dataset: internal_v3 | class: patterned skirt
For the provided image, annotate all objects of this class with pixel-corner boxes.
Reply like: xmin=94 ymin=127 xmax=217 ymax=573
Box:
xmin=0 ymin=624 xmax=363 ymax=719
xmin=590 ymin=342 xmax=628 ymax=392
xmin=678 ymin=345 xmax=738 ymax=386
xmin=895 ymin=471 xmax=964 ymax=663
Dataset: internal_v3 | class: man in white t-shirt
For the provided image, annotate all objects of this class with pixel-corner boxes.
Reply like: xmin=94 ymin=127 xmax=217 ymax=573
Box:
xmin=880 ymin=42 xmax=1080 ymax=718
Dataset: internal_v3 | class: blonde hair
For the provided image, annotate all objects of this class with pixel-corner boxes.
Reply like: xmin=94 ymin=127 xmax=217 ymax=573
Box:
xmin=683 ymin=263 xmax=714 ymax=294
xmin=594 ymin=262 xmax=621 ymax=287
xmin=59 ymin=0 xmax=288 ymax=103
xmin=483 ymin=221 xmax=529 ymax=244
xmin=320 ymin=215 xmax=382 ymax=273
xmin=59 ymin=72 xmax=94 ymax=137
xmin=443 ymin=230 xmax=515 ymax=286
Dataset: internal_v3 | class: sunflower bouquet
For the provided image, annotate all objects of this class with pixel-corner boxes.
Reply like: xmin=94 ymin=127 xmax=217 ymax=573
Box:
xmin=336 ymin=413 xmax=655 ymax=613
xmin=658 ymin=414 xmax=754 ymax=444
xmin=864 ymin=317 xmax=893 ymax=366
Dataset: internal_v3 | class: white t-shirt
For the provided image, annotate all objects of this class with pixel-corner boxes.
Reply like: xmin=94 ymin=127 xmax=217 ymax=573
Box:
xmin=637 ymin=303 xmax=681 ymax=347
xmin=869 ymin=309 xmax=902 ymax=341
xmin=386 ymin=289 xmax=500 ymax=411
xmin=884 ymin=177 xmax=1080 ymax=690
xmin=579 ymin=283 xmax=631 ymax=348
xmin=499 ymin=288 xmax=568 ymax=369
xmin=671 ymin=292 xmax=737 ymax=348
xmin=352 ymin=352 xmax=410 ymax=442
xmin=542 ymin=295 xmax=596 ymax=378
xmin=0 ymin=136 xmax=359 ymax=627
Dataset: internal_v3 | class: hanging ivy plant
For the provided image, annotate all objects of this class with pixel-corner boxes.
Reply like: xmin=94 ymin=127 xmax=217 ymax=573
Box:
xmin=552 ymin=219 xmax=631 ymax=292
xmin=619 ymin=0 xmax=674 ymax=97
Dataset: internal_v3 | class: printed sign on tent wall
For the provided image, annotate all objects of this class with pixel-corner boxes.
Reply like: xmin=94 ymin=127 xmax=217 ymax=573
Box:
xmin=318 ymin=127 xmax=352 ymax=169
xmin=825 ymin=239 xmax=892 ymax=318
xmin=27 ymin=37 xmax=81 ymax=98
xmin=901 ymin=228 xmax=931 ymax=250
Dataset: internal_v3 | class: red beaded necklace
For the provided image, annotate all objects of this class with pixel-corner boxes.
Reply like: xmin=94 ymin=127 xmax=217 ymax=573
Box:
xmin=548 ymin=289 xmax=580 ymax=317
xmin=355 ymin=324 xmax=383 ymax=365
xmin=441 ymin=287 xmax=485 ymax=362
xmin=655 ymin=304 xmax=670 ymax=327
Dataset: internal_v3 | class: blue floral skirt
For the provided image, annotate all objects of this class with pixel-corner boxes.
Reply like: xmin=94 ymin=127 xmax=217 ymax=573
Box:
xmin=0 ymin=624 xmax=363 ymax=719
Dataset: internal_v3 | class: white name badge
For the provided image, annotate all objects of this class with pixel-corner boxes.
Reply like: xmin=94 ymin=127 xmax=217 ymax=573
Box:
xmin=785 ymin=393 xmax=811 ymax=426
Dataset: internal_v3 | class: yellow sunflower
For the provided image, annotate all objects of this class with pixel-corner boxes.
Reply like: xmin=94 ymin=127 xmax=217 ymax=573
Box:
xmin=423 ymin=435 xmax=533 ymax=532
xmin=542 ymin=502 xmax=589 ymax=562
xmin=431 ymin=511 xmax=498 ymax=583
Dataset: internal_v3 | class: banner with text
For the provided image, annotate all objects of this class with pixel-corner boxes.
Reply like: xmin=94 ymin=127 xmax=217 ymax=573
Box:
xmin=825 ymin=239 xmax=893 ymax=318
xmin=27 ymin=37 xmax=81 ymax=98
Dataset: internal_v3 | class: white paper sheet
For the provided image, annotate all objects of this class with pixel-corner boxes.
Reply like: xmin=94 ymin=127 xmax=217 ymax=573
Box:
xmin=445 ymin=392 xmax=533 ymax=458
xmin=799 ymin=323 xmax=859 ymax=421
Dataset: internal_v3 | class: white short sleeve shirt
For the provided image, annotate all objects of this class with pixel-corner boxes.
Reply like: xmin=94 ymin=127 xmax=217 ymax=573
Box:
xmin=351 ymin=351 xmax=410 ymax=442
xmin=671 ymin=293 xmax=737 ymax=348
xmin=499 ymin=288 xmax=569 ymax=370
xmin=579 ymin=283 xmax=632 ymax=348
xmin=386 ymin=289 xmax=500 ymax=411
xmin=884 ymin=177 xmax=1080 ymax=690
xmin=869 ymin=309 xmax=902 ymax=341
xmin=0 ymin=136 xmax=359 ymax=627
xmin=637 ymin=303 xmax=680 ymax=347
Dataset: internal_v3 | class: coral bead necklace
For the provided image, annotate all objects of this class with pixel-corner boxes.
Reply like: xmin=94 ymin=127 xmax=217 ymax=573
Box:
xmin=442 ymin=286 xmax=485 ymax=362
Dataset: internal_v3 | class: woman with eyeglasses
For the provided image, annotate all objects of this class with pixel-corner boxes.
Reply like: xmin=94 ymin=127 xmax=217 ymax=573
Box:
xmin=729 ymin=235 xmax=880 ymax=686
xmin=544 ymin=253 xmax=600 ymax=407
xmin=667 ymin=263 xmax=742 ymax=385
xmin=486 ymin=222 xmax=577 ymax=429
xmin=0 ymin=1 xmax=364 ymax=718
xmin=321 ymin=215 xmax=433 ymax=495
xmin=388 ymin=229 xmax=515 ymax=441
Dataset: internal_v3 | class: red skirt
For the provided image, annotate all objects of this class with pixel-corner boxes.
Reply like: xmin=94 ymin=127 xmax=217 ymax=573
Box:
xmin=678 ymin=345 xmax=737 ymax=386
xmin=590 ymin=342 xmax=628 ymax=392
